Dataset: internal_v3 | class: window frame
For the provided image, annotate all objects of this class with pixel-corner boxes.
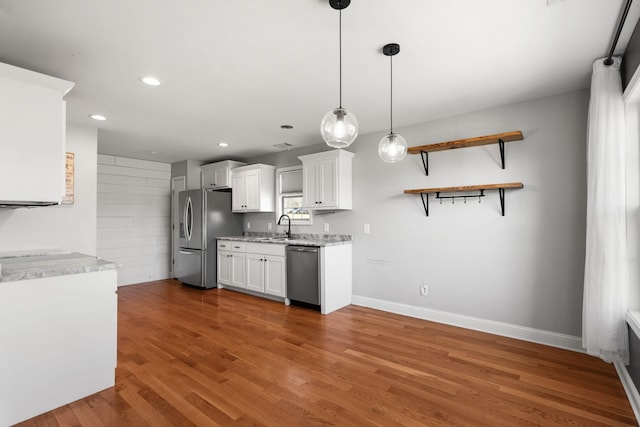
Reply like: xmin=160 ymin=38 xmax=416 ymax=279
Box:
xmin=275 ymin=166 xmax=313 ymax=226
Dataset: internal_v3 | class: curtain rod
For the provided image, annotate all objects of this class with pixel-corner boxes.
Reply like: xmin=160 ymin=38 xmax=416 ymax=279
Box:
xmin=605 ymin=0 xmax=634 ymax=65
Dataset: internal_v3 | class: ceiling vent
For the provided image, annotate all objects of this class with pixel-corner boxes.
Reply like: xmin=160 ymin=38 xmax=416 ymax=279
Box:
xmin=273 ymin=142 xmax=294 ymax=149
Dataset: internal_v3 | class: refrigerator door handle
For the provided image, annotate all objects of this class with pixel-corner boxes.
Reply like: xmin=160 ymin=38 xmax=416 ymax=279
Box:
xmin=179 ymin=249 xmax=200 ymax=255
xmin=184 ymin=196 xmax=193 ymax=241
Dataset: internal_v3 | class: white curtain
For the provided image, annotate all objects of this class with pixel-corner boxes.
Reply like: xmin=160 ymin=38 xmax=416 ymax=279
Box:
xmin=583 ymin=57 xmax=629 ymax=363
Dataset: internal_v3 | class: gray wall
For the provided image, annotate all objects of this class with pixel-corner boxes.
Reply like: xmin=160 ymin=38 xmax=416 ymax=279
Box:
xmin=247 ymin=89 xmax=589 ymax=337
xmin=0 ymin=124 xmax=98 ymax=255
xmin=171 ymin=159 xmax=203 ymax=190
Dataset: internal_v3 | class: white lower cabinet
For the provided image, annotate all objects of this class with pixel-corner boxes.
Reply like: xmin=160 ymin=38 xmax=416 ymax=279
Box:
xmin=230 ymin=252 xmax=246 ymax=288
xmin=246 ymin=253 xmax=286 ymax=297
xmin=245 ymin=243 xmax=286 ymax=297
xmin=217 ymin=241 xmax=246 ymax=288
xmin=264 ymin=256 xmax=286 ymax=297
xmin=245 ymin=253 xmax=265 ymax=292
xmin=217 ymin=249 xmax=231 ymax=286
xmin=218 ymin=241 xmax=285 ymax=298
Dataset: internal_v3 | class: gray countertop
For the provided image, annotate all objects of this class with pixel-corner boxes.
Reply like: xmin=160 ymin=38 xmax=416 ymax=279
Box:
xmin=0 ymin=250 xmax=117 ymax=282
xmin=218 ymin=233 xmax=352 ymax=247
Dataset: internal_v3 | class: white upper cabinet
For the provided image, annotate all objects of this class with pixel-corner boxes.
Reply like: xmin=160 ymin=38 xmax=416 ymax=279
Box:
xmin=231 ymin=164 xmax=275 ymax=212
xmin=298 ymin=149 xmax=354 ymax=210
xmin=0 ymin=62 xmax=74 ymax=205
xmin=201 ymin=160 xmax=246 ymax=190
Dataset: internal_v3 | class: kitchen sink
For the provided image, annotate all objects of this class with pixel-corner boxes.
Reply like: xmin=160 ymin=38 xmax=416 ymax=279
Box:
xmin=255 ymin=237 xmax=289 ymax=242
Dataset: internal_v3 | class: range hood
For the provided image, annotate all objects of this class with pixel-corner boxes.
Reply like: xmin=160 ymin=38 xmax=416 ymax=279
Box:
xmin=0 ymin=200 xmax=59 ymax=209
xmin=0 ymin=62 xmax=74 ymax=209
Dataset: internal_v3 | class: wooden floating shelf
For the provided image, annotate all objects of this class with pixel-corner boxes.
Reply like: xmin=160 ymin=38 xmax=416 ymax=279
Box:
xmin=404 ymin=182 xmax=524 ymax=194
xmin=407 ymin=131 xmax=523 ymax=175
xmin=404 ymin=182 xmax=524 ymax=217
xmin=407 ymin=131 xmax=523 ymax=154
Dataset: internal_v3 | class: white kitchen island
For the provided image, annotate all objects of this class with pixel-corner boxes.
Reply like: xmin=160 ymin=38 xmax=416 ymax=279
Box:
xmin=0 ymin=250 xmax=117 ymax=427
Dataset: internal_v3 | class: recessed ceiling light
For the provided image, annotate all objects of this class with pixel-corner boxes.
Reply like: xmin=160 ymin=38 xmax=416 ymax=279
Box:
xmin=218 ymin=142 xmax=229 ymax=147
xmin=139 ymin=76 xmax=161 ymax=86
xmin=89 ymin=114 xmax=106 ymax=121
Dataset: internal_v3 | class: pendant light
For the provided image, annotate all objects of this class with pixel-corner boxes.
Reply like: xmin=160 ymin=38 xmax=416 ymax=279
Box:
xmin=378 ymin=43 xmax=407 ymax=163
xmin=321 ymin=0 xmax=358 ymax=148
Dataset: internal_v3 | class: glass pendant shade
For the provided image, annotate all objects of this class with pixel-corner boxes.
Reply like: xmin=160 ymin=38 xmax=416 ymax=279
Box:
xmin=378 ymin=132 xmax=407 ymax=163
xmin=321 ymin=107 xmax=358 ymax=148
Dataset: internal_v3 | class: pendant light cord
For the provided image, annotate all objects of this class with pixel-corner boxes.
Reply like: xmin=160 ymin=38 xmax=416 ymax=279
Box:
xmin=339 ymin=9 xmax=342 ymax=109
xmin=390 ymin=54 xmax=393 ymax=134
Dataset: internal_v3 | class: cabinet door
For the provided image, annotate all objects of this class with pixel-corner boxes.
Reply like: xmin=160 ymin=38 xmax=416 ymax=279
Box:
xmin=217 ymin=250 xmax=231 ymax=286
xmin=317 ymin=158 xmax=338 ymax=208
xmin=231 ymin=173 xmax=246 ymax=212
xmin=201 ymin=169 xmax=215 ymax=189
xmin=213 ymin=166 xmax=229 ymax=188
xmin=245 ymin=253 xmax=265 ymax=292
xmin=264 ymin=255 xmax=286 ymax=297
xmin=0 ymin=65 xmax=71 ymax=204
xmin=244 ymin=169 xmax=261 ymax=211
xmin=230 ymin=252 xmax=246 ymax=288
xmin=302 ymin=162 xmax=318 ymax=208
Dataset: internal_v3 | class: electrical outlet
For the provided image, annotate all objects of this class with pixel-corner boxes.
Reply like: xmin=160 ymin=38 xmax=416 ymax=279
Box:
xmin=420 ymin=284 xmax=428 ymax=296
xmin=247 ymin=222 xmax=251 ymax=230
xmin=324 ymin=223 xmax=330 ymax=232
xmin=364 ymin=224 xmax=370 ymax=234
xmin=268 ymin=222 xmax=272 ymax=230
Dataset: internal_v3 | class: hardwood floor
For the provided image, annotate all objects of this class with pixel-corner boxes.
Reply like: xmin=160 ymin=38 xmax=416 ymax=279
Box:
xmin=18 ymin=279 xmax=637 ymax=426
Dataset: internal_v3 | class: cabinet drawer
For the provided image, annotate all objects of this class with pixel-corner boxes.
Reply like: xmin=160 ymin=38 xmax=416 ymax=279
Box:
xmin=217 ymin=240 xmax=233 ymax=251
xmin=246 ymin=242 xmax=286 ymax=257
xmin=229 ymin=242 xmax=246 ymax=252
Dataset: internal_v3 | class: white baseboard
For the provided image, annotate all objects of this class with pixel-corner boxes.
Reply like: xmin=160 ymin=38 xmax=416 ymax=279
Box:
xmin=351 ymin=295 xmax=583 ymax=352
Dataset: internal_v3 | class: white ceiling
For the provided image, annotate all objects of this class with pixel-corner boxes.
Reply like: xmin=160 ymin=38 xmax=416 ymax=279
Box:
xmin=0 ymin=0 xmax=638 ymax=163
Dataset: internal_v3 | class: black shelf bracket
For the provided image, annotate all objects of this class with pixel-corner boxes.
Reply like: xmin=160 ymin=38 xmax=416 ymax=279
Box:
xmin=420 ymin=193 xmax=429 ymax=216
xmin=420 ymin=141 xmax=505 ymax=176
xmin=420 ymin=150 xmax=429 ymax=175
xmin=499 ymin=188 xmax=505 ymax=216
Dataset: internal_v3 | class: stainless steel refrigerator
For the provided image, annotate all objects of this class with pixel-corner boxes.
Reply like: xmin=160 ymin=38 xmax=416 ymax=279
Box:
xmin=176 ymin=189 xmax=243 ymax=288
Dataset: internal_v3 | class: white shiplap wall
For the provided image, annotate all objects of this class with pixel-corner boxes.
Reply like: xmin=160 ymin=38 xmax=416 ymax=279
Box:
xmin=97 ymin=155 xmax=171 ymax=286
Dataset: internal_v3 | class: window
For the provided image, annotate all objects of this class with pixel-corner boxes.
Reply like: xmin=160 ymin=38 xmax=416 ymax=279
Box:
xmin=276 ymin=166 xmax=312 ymax=225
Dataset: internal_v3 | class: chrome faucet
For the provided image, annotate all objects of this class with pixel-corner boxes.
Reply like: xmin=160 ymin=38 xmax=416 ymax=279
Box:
xmin=277 ymin=214 xmax=291 ymax=238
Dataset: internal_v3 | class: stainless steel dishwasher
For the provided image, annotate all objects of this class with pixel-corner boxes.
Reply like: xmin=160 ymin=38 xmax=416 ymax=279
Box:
xmin=286 ymin=245 xmax=320 ymax=307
